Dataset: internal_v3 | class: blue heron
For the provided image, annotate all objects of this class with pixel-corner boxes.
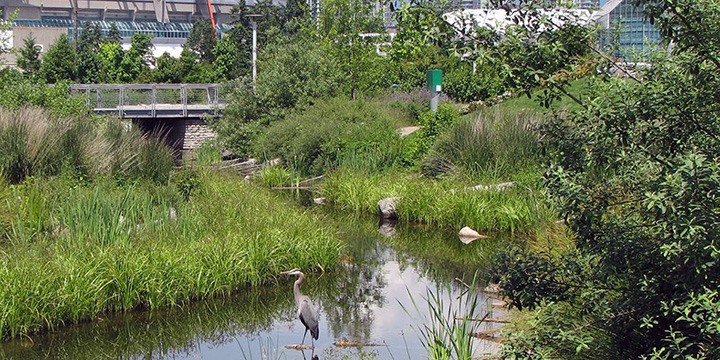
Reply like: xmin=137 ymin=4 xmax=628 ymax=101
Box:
xmin=282 ymin=268 xmax=319 ymax=347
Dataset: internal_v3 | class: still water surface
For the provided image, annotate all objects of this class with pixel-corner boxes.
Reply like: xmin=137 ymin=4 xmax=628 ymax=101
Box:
xmin=1 ymin=214 xmax=505 ymax=359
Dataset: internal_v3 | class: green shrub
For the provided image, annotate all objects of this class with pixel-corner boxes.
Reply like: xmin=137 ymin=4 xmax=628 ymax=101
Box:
xmin=0 ymin=69 xmax=89 ymax=118
xmin=402 ymin=103 xmax=461 ymax=166
xmin=501 ymin=301 xmax=620 ymax=360
xmin=211 ymin=36 xmax=342 ymax=157
xmin=253 ymin=97 xmax=402 ymax=175
xmin=422 ymin=108 xmax=541 ymax=180
xmin=443 ymin=64 xmax=505 ymax=103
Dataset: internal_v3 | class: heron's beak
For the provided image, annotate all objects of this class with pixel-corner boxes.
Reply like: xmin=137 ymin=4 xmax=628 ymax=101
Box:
xmin=280 ymin=270 xmax=292 ymax=275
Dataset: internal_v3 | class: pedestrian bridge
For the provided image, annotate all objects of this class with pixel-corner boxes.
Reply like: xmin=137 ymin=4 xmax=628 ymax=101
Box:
xmin=69 ymin=83 xmax=230 ymax=119
xmin=70 ymin=83 xmax=232 ymax=154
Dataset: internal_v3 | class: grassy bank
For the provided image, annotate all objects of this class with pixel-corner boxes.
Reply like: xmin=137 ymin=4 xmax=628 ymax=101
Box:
xmin=311 ymin=106 xmax=552 ymax=233
xmin=321 ymin=169 xmax=550 ymax=233
xmin=0 ymin=170 xmax=343 ymax=339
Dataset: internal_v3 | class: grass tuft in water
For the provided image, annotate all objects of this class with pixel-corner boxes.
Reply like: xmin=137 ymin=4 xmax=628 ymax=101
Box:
xmin=400 ymin=277 xmax=485 ymax=360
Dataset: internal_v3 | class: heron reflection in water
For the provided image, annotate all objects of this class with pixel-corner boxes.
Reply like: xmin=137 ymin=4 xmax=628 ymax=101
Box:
xmin=281 ymin=268 xmax=319 ymax=348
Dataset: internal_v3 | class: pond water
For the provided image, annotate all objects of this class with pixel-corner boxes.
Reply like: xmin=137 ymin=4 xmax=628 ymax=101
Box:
xmin=0 ymin=212 xmax=506 ymax=360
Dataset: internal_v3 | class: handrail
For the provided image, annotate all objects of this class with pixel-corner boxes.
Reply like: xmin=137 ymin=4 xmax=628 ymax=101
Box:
xmin=69 ymin=83 xmax=228 ymax=118
xmin=69 ymin=83 xmax=225 ymax=90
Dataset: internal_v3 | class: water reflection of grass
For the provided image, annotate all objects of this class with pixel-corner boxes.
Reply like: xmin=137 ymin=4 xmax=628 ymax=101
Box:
xmin=0 ymin=285 xmax=295 ymax=359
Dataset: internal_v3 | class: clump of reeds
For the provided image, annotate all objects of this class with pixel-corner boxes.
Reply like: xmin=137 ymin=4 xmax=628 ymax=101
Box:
xmin=194 ymin=141 xmax=223 ymax=166
xmin=400 ymin=277 xmax=485 ymax=360
xmin=256 ymin=166 xmax=293 ymax=188
xmin=423 ymin=108 xmax=541 ymax=180
xmin=0 ymin=107 xmax=174 ymax=184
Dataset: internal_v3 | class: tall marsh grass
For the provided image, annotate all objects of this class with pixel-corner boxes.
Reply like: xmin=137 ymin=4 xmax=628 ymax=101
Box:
xmin=423 ymin=108 xmax=541 ymax=180
xmin=321 ymin=169 xmax=551 ymax=232
xmin=0 ymin=171 xmax=343 ymax=339
xmin=0 ymin=107 xmax=174 ymax=184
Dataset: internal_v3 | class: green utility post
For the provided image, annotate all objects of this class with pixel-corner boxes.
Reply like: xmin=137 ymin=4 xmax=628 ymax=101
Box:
xmin=426 ymin=69 xmax=443 ymax=111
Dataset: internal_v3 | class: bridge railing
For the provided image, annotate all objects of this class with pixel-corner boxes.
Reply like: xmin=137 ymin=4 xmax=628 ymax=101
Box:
xmin=69 ymin=84 xmax=230 ymax=118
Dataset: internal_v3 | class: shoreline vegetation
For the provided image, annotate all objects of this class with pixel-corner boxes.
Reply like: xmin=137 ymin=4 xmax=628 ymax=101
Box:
xmin=0 ymin=107 xmax=343 ymax=339
xmin=320 ymin=169 xmax=550 ymax=233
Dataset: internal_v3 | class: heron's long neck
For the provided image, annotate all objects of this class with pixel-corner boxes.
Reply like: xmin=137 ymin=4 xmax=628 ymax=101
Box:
xmin=293 ymin=273 xmax=305 ymax=307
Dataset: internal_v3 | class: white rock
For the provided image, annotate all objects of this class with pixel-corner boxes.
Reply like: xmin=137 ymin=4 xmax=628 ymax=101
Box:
xmin=458 ymin=226 xmax=489 ymax=244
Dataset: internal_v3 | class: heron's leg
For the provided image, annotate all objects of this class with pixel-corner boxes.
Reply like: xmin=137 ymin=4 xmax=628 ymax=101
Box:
xmin=301 ymin=328 xmax=308 ymax=345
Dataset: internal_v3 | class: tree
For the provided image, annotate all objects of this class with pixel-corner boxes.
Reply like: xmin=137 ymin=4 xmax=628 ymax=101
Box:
xmin=1 ymin=10 xmax=17 ymax=64
xmin=186 ymin=20 xmax=217 ymax=63
xmin=41 ymin=34 xmax=77 ymax=83
xmin=15 ymin=36 xmax=42 ymax=77
xmin=212 ymin=36 xmax=242 ymax=81
xmin=316 ymin=0 xmax=386 ymax=97
xmin=98 ymin=42 xmax=124 ymax=82
xmin=152 ymin=53 xmax=183 ymax=83
xmin=117 ymin=33 xmax=153 ymax=82
xmin=490 ymin=0 xmax=720 ymax=358
xmin=105 ymin=22 xmax=122 ymax=44
xmin=77 ymin=22 xmax=103 ymax=83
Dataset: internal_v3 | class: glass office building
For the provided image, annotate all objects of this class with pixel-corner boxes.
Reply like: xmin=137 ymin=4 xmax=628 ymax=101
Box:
xmin=595 ymin=0 xmax=662 ymax=60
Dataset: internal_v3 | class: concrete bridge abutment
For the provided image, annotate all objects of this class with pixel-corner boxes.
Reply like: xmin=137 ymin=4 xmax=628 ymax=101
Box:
xmin=133 ymin=117 xmax=217 ymax=158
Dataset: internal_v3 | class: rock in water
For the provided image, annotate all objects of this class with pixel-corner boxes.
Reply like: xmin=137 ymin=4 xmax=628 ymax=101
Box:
xmin=378 ymin=197 xmax=400 ymax=220
xmin=458 ymin=226 xmax=489 ymax=244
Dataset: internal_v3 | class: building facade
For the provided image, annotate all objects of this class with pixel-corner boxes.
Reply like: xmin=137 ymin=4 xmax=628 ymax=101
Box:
xmin=593 ymin=0 xmax=662 ymax=59
xmin=0 ymin=0 xmax=264 ymax=66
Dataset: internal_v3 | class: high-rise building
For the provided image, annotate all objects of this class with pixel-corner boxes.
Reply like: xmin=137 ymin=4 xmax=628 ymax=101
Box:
xmin=593 ymin=0 xmax=662 ymax=59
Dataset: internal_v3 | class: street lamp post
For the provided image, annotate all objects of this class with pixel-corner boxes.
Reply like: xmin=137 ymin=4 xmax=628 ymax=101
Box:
xmin=246 ymin=14 xmax=262 ymax=86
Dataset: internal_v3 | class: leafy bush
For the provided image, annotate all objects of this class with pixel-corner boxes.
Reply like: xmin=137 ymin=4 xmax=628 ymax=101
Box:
xmin=492 ymin=1 xmax=720 ymax=358
xmin=501 ymin=301 xmax=621 ymax=360
xmin=422 ymin=108 xmax=541 ymax=179
xmin=253 ymin=97 xmax=402 ymax=175
xmin=443 ymin=64 xmax=505 ymax=103
xmin=212 ymin=36 xmax=342 ymax=157
xmin=402 ymin=103 xmax=461 ymax=166
xmin=0 ymin=69 xmax=89 ymax=117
